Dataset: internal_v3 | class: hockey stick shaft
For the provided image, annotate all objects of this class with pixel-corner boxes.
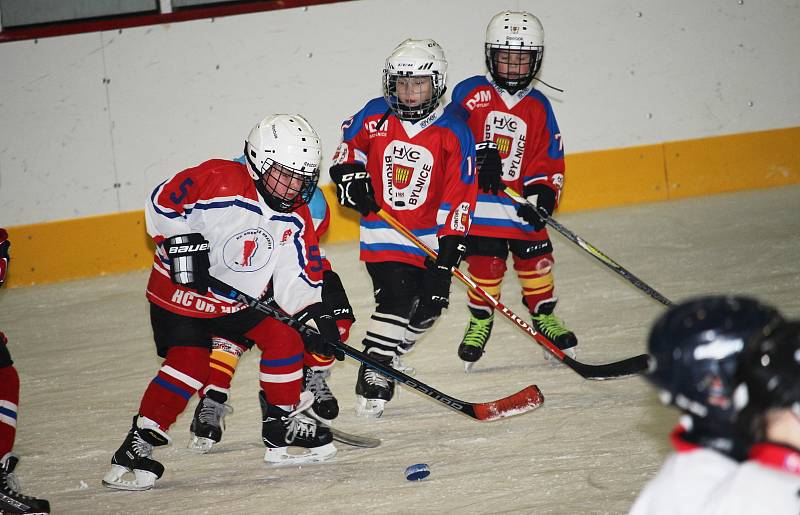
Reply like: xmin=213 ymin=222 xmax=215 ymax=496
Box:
xmin=207 ymin=276 xmax=543 ymax=421
xmin=504 ymin=186 xmax=673 ymax=307
xmin=376 ymin=209 xmax=649 ymax=380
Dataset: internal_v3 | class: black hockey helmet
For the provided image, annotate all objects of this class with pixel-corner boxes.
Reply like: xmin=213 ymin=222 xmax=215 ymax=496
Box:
xmin=734 ymin=320 xmax=800 ymax=441
xmin=646 ymin=295 xmax=783 ymax=431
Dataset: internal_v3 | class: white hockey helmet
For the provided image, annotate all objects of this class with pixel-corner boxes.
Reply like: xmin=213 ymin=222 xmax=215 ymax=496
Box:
xmin=244 ymin=114 xmax=322 ymax=212
xmin=383 ymin=38 xmax=447 ymax=122
xmin=485 ymin=11 xmax=544 ymax=93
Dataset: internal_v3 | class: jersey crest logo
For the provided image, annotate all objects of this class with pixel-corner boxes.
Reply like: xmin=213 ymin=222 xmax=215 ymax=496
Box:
xmin=494 ymin=134 xmax=513 ymax=159
xmin=392 ymin=165 xmax=413 ymax=189
xmin=223 ymin=227 xmax=274 ymax=272
xmin=382 ymin=141 xmax=435 ymax=210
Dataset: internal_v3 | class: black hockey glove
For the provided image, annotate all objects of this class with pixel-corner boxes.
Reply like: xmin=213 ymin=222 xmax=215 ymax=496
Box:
xmin=163 ymin=233 xmax=210 ymax=295
xmin=296 ymin=303 xmax=345 ymax=361
xmin=413 ymin=236 xmax=466 ymax=324
xmin=322 ymin=270 xmax=356 ymax=341
xmin=515 ymin=184 xmax=556 ymax=232
xmin=475 ymin=141 xmax=503 ymax=195
xmin=0 ymin=228 xmax=9 ymax=288
xmin=329 ymin=162 xmax=379 ymax=217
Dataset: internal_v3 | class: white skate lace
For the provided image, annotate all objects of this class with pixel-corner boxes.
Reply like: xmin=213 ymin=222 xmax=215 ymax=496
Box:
xmin=364 ymin=368 xmax=390 ymax=388
xmin=305 ymin=369 xmax=334 ymax=402
xmin=198 ymin=398 xmax=233 ymax=429
xmin=284 ymin=413 xmax=317 ymax=444
xmin=391 ymin=356 xmax=414 ymax=374
xmin=132 ymin=433 xmax=154 ymax=459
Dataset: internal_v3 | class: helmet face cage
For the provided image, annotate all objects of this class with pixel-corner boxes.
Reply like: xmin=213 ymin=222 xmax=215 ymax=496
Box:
xmin=258 ymin=159 xmax=319 ymax=213
xmin=383 ymin=72 xmax=444 ymax=122
xmin=486 ymin=46 xmax=542 ymax=92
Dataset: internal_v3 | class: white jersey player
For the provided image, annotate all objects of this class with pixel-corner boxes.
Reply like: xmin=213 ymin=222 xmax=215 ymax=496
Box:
xmin=629 ymin=296 xmax=783 ymax=514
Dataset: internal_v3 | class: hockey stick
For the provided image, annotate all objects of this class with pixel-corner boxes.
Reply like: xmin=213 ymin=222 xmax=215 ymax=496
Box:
xmin=207 ymin=276 xmax=544 ymax=421
xmin=504 ymin=186 xmax=673 ymax=307
xmin=375 ymin=209 xmax=649 ymax=380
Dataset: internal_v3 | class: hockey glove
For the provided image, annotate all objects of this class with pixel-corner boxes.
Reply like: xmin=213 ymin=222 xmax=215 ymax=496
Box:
xmin=0 ymin=228 xmax=9 ymax=288
xmin=329 ymin=162 xmax=379 ymax=216
xmin=322 ymin=270 xmax=356 ymax=342
xmin=163 ymin=233 xmax=210 ymax=295
xmin=475 ymin=141 xmax=503 ymax=195
xmin=413 ymin=236 xmax=466 ymax=324
xmin=296 ymin=303 xmax=345 ymax=361
xmin=515 ymin=184 xmax=556 ymax=231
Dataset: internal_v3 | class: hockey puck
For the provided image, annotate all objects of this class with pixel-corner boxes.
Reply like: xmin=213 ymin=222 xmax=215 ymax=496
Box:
xmin=404 ymin=463 xmax=430 ymax=481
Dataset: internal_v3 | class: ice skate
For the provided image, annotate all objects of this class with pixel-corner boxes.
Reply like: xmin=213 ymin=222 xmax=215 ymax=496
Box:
xmin=102 ymin=416 xmax=170 ymax=491
xmin=188 ymin=390 xmax=233 ymax=453
xmin=258 ymin=391 xmax=336 ymax=466
xmin=457 ymin=313 xmax=494 ymax=372
xmin=302 ymin=366 xmax=339 ymax=423
xmin=354 ymin=354 xmax=395 ymax=418
xmin=531 ymin=301 xmax=577 ymax=362
xmin=0 ymin=453 xmax=50 ymax=514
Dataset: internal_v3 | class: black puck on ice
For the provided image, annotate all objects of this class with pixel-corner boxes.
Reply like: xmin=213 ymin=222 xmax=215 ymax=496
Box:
xmin=404 ymin=463 xmax=430 ymax=481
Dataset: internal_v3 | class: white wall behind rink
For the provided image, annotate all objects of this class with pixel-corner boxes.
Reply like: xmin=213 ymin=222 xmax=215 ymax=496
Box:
xmin=1 ymin=0 xmax=798 ymax=226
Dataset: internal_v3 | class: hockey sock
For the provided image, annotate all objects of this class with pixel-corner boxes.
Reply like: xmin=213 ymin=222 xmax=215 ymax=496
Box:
xmin=0 ymin=365 xmax=19 ymax=459
xmin=513 ymin=254 xmax=555 ymax=313
xmin=250 ymin=318 xmax=304 ymax=407
xmin=204 ymin=336 xmax=248 ymax=399
xmin=138 ymin=346 xmax=209 ymax=431
xmin=466 ymin=255 xmax=506 ymax=316
xmin=363 ymin=311 xmax=408 ymax=358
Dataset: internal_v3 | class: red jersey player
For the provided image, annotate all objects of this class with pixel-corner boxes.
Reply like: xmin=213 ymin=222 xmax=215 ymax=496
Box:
xmin=447 ymin=11 xmax=577 ymax=370
xmin=330 ymin=38 xmax=477 ymax=418
xmin=103 ymin=114 xmax=344 ymax=491
xmin=0 ymin=229 xmax=51 ymax=514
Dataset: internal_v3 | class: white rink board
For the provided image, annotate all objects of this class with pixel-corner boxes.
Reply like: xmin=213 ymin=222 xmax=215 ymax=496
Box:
xmin=1 ymin=186 xmax=799 ymax=513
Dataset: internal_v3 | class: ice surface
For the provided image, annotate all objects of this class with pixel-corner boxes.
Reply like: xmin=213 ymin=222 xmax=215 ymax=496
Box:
xmin=1 ymin=186 xmax=798 ymax=513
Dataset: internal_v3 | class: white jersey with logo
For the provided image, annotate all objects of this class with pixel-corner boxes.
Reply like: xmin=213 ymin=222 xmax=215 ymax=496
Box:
xmin=145 ymin=159 xmax=324 ymax=318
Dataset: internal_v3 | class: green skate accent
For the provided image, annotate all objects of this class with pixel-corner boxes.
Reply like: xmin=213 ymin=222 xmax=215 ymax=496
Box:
xmin=532 ymin=312 xmax=574 ymax=343
xmin=461 ymin=314 xmax=494 ymax=350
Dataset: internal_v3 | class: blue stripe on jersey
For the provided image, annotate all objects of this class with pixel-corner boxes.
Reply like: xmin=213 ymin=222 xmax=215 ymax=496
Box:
xmin=527 ymin=89 xmax=564 ymax=160
xmin=342 ymin=97 xmax=390 ymax=142
xmin=360 ymin=241 xmax=428 ymax=256
xmin=153 ymin=376 xmax=193 ymax=400
xmin=150 ymin=178 xmax=262 ymax=218
xmin=479 ymin=193 xmax=514 ymax=206
xmin=360 ymin=219 xmax=438 ymax=237
xmin=0 ymin=406 xmax=17 ymax=419
xmin=270 ymin=214 xmax=322 ymax=290
xmin=260 ymin=353 xmax=303 ymax=368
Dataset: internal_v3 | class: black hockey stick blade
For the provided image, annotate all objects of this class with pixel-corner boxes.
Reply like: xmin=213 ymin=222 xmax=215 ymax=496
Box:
xmin=208 ymin=276 xmax=544 ymax=421
xmin=563 ymin=353 xmax=650 ymax=380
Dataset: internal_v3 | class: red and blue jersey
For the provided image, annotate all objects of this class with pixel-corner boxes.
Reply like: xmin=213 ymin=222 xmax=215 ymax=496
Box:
xmin=333 ymin=97 xmax=477 ymax=268
xmin=448 ymin=74 xmax=565 ymax=240
xmin=145 ymin=159 xmax=324 ymax=318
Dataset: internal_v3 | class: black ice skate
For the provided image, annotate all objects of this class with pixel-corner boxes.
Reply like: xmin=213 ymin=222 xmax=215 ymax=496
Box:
xmin=258 ymin=390 xmax=336 ymax=466
xmin=531 ymin=300 xmax=578 ymax=362
xmin=354 ymin=353 xmax=395 ymax=418
xmin=303 ymin=366 xmax=339 ymax=422
xmin=457 ymin=312 xmax=494 ymax=372
xmin=0 ymin=453 xmax=50 ymax=514
xmin=102 ymin=415 xmax=170 ymax=491
xmin=188 ymin=390 xmax=233 ymax=453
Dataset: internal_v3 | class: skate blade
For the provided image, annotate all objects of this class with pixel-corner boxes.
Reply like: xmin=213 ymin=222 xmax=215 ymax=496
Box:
xmin=102 ymin=464 xmax=158 ymax=491
xmin=187 ymin=435 xmax=215 ymax=454
xmin=543 ymin=347 xmax=577 ymax=364
xmin=355 ymin=396 xmax=386 ymax=418
xmin=463 ymin=360 xmax=476 ymax=373
xmin=263 ymin=442 xmax=337 ymax=466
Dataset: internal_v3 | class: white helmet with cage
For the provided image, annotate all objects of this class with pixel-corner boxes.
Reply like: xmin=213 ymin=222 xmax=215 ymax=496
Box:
xmin=383 ymin=38 xmax=448 ymax=122
xmin=244 ymin=114 xmax=322 ymax=213
xmin=485 ymin=11 xmax=544 ymax=93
